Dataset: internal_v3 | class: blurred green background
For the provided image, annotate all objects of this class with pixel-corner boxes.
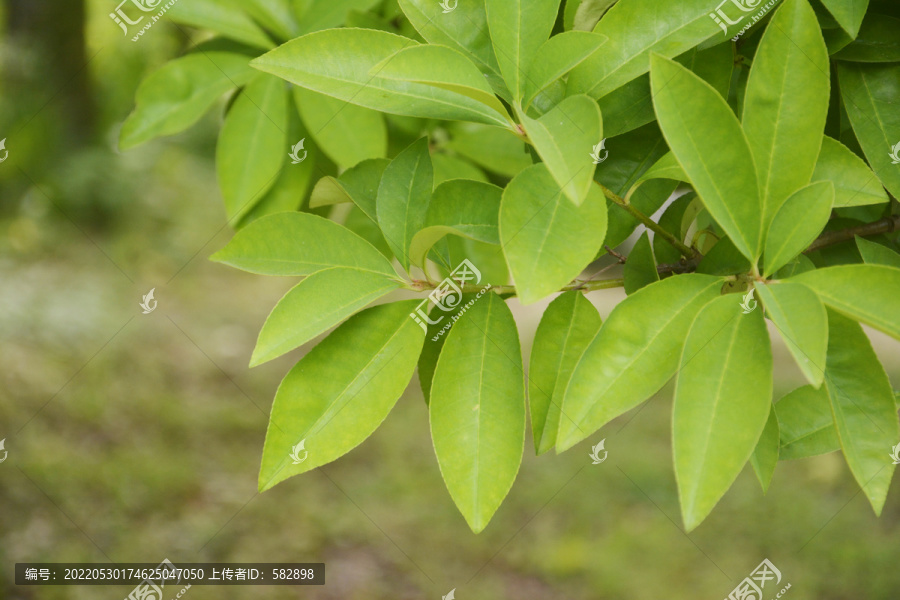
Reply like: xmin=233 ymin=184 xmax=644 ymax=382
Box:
xmin=1 ymin=2 xmax=899 ymax=599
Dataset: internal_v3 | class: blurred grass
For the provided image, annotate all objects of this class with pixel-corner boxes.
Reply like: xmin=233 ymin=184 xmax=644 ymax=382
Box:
xmin=2 ymin=4 xmax=900 ymax=600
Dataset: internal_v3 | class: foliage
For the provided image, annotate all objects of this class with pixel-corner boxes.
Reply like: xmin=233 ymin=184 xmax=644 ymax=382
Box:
xmin=122 ymin=0 xmax=900 ymax=532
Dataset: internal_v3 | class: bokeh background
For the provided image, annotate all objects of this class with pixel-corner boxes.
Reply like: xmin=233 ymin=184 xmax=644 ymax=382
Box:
xmin=1 ymin=1 xmax=899 ymax=599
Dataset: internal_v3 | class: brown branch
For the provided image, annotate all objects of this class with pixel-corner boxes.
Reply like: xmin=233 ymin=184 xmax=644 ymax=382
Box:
xmin=804 ymin=214 xmax=900 ymax=254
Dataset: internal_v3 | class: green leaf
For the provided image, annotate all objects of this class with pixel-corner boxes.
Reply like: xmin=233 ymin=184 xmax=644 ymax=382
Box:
xmin=309 ymin=158 xmax=390 ymax=221
xmin=650 ymin=54 xmax=763 ymax=262
xmin=521 ymin=94 xmax=602 ymax=205
xmin=397 ymin=0 xmax=503 ymax=82
xmin=697 ymin=237 xmax=752 ymax=276
xmin=418 ymin=310 xmax=448 ymax=405
xmin=556 ymin=274 xmax=722 ymax=451
xmin=529 ymin=292 xmax=603 ymax=455
xmin=500 ymin=164 xmax=607 ymax=305
xmin=775 ymin=384 xmax=841 ymax=460
xmin=169 ymin=0 xmax=274 ymax=48
xmin=372 ymin=44 xmax=512 ymax=120
xmin=652 ymin=193 xmax=694 ymax=265
xmin=742 ymin=0 xmax=830 ymax=223
xmin=409 ymin=180 xmax=502 ymax=270
xmin=573 ymin=0 xmax=617 ymax=31
xmin=750 ymin=406 xmax=780 ymax=493
xmin=243 ymin=0 xmax=299 ymax=41
xmin=674 ymin=295 xmax=773 ymax=531
xmin=567 ymin=0 xmax=722 ymax=99
xmin=789 ymin=264 xmax=900 ymax=341
xmin=294 ymin=87 xmax=387 ymax=170
xmin=824 ymin=310 xmax=899 ymax=515
xmin=856 ymin=236 xmax=900 ymax=268
xmin=522 ymin=31 xmax=608 ymax=108
xmin=258 ymin=301 xmax=424 ymax=491
xmin=430 ymin=293 xmax=525 ymax=533
xmin=376 ymin=138 xmax=434 ymax=272
xmin=212 ymin=212 xmax=397 ymax=277
xmin=446 ymin=124 xmax=533 ymax=178
xmin=251 ymin=29 xmax=512 ymax=127
xmin=819 ymin=0 xmax=870 ymax=37
xmin=216 ymin=74 xmax=288 ymax=222
xmin=120 ymin=48 xmax=255 ymax=149
xmin=624 ymin=232 xmax=659 ymax=294
xmin=485 ymin=0 xmax=561 ymax=101
xmin=833 ymin=14 xmax=900 ymax=62
xmin=250 ymin=268 xmax=402 ymax=366
xmin=295 ymin=0 xmax=382 ymax=35
xmin=432 ymin=154 xmax=490 ymax=184
xmin=812 ymin=136 xmax=889 ymax=208
xmin=755 ymin=282 xmax=828 ymax=388
xmin=838 ymin=62 xmax=900 ymax=200
xmin=763 ymin=181 xmax=834 ymax=276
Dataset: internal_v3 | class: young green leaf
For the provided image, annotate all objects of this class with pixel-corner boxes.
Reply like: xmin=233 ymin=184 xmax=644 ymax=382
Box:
xmin=211 ymin=212 xmax=397 ymax=276
xmin=742 ymin=0 xmax=829 ymax=223
xmin=258 ymin=301 xmax=425 ymax=491
xmin=485 ymin=0 xmax=561 ymax=101
xmin=763 ymin=181 xmax=834 ymax=276
xmin=120 ymin=48 xmax=256 ymax=149
xmin=250 ymin=268 xmax=402 ymax=367
xmin=430 ymin=293 xmax=525 ymax=533
xmin=623 ymin=232 xmax=659 ymax=294
xmin=216 ymin=74 xmax=288 ymax=222
xmin=755 ymin=282 xmax=828 ymax=388
xmin=567 ymin=0 xmax=721 ymax=99
xmin=169 ymin=0 xmax=274 ymax=48
xmin=750 ymin=406 xmax=780 ymax=493
xmin=520 ymin=94 xmax=602 ymax=205
xmin=530 ymin=292 xmax=602 ymax=455
xmin=824 ymin=310 xmax=899 ymax=515
xmin=309 ymin=158 xmax=390 ymax=221
xmin=674 ymin=295 xmax=773 ymax=531
xmin=522 ymin=32 xmax=607 ymax=107
xmin=371 ymin=45 xmax=511 ymax=120
xmin=819 ymin=0 xmax=870 ymax=37
xmin=650 ymin=54 xmax=762 ymax=261
xmin=789 ymin=265 xmax=900 ymax=341
xmin=446 ymin=124 xmax=533 ymax=178
xmin=812 ymin=136 xmax=889 ymax=208
xmin=409 ymin=180 xmax=502 ymax=270
xmin=376 ymin=138 xmax=434 ymax=272
xmin=838 ymin=62 xmax=900 ymax=200
xmin=500 ymin=164 xmax=607 ymax=305
xmin=251 ymin=29 xmax=512 ymax=128
xmin=295 ymin=0 xmax=383 ymax=35
xmin=294 ymin=87 xmax=387 ymax=169
xmin=775 ymin=384 xmax=840 ymax=460
xmin=556 ymin=274 xmax=723 ymax=452
xmin=397 ymin=0 xmax=503 ymax=82
xmin=856 ymin=236 xmax=900 ymax=268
